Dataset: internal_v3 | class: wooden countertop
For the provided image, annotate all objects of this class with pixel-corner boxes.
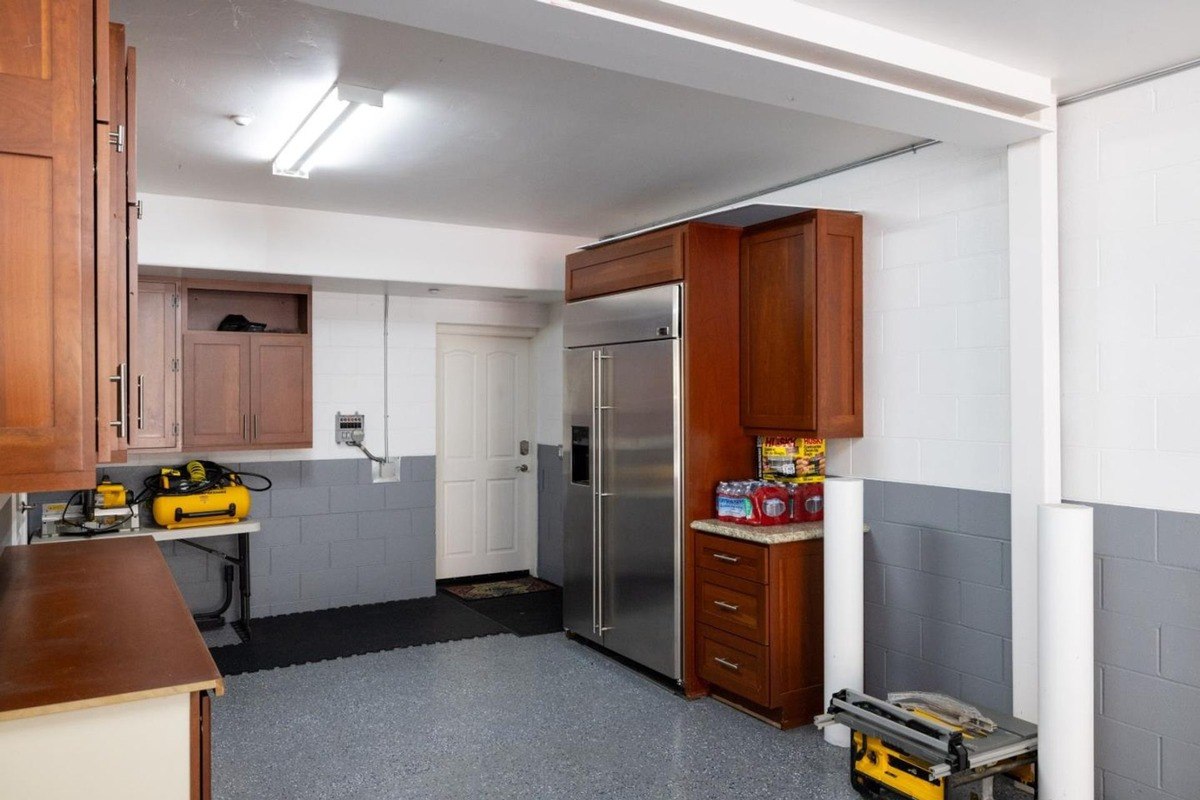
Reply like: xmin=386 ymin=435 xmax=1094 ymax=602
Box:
xmin=691 ymin=518 xmax=870 ymax=545
xmin=0 ymin=537 xmax=223 ymax=721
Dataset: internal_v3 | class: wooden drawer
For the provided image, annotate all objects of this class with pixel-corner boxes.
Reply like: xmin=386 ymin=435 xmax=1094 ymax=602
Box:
xmin=695 ymin=532 xmax=768 ymax=583
xmin=696 ymin=568 xmax=768 ymax=645
xmin=698 ymin=625 xmax=769 ymax=706
xmin=565 ymin=227 xmax=684 ymax=301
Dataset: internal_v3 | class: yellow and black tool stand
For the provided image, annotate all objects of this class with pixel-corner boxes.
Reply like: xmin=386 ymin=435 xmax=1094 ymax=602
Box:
xmin=818 ymin=690 xmax=1038 ymax=800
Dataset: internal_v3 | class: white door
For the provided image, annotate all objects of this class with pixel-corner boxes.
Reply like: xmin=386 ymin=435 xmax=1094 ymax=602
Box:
xmin=436 ymin=332 xmax=535 ymax=579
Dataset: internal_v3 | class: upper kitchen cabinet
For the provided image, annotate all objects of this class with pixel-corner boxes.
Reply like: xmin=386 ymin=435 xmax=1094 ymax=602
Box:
xmin=0 ymin=0 xmax=98 ymax=491
xmin=740 ymin=210 xmax=863 ymax=438
xmin=96 ymin=22 xmax=138 ymax=465
xmin=131 ymin=279 xmax=180 ymax=451
xmin=180 ymin=280 xmax=313 ymax=451
xmin=564 ymin=226 xmax=684 ymax=301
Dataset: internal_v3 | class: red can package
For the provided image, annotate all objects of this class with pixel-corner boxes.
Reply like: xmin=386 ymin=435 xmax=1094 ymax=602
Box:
xmin=791 ymin=483 xmax=824 ymax=522
xmin=747 ymin=482 xmax=790 ymax=526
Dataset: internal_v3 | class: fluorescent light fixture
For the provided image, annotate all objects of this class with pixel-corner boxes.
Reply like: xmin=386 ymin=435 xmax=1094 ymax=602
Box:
xmin=272 ymin=83 xmax=384 ymax=179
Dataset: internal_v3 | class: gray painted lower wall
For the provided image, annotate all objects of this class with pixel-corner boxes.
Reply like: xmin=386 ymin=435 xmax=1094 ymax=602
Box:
xmin=861 ymin=479 xmax=1014 ymax=713
xmin=536 ymin=443 xmax=564 ymax=586
xmin=29 ymin=456 xmax=436 ymax=618
xmin=866 ymin=478 xmax=1200 ymax=800
xmin=1082 ymin=500 xmax=1200 ymax=800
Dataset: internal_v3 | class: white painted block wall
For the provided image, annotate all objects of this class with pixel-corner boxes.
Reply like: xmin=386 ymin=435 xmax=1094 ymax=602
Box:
xmin=125 ymin=290 xmax=552 ymax=467
xmin=1060 ymin=67 xmax=1200 ymax=514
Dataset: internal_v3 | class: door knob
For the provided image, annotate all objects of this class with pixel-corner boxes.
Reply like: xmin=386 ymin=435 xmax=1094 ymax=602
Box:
xmin=515 ymin=464 xmax=529 ymax=472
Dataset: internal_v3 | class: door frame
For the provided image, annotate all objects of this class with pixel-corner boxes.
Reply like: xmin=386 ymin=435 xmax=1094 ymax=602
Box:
xmin=435 ymin=324 xmax=540 ymax=579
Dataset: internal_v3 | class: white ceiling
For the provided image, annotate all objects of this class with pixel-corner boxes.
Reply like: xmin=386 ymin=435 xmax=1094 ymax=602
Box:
xmin=796 ymin=0 xmax=1200 ymax=97
xmin=112 ymin=0 xmax=919 ymax=238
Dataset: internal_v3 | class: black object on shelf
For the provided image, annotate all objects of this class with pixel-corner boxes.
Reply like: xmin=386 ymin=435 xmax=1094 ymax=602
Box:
xmin=217 ymin=313 xmax=267 ymax=332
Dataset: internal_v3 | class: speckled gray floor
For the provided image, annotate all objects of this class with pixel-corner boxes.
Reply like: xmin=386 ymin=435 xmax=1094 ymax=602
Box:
xmin=212 ymin=634 xmax=1029 ymax=800
xmin=202 ymin=624 xmax=242 ymax=648
xmin=213 ymin=633 xmax=860 ymax=799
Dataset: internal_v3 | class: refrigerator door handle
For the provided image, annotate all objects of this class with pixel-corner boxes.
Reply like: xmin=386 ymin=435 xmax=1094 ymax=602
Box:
xmin=591 ymin=349 xmax=599 ymax=634
xmin=596 ymin=351 xmax=613 ymax=633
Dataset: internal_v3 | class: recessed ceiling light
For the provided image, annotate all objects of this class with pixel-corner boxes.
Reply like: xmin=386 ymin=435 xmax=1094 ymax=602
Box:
xmin=428 ymin=287 xmax=441 ymax=295
xmin=272 ymin=83 xmax=384 ymax=179
xmin=230 ymin=114 xmax=254 ymax=127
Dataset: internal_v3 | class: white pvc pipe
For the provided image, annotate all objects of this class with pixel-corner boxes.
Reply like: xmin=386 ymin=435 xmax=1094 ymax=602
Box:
xmin=1037 ymin=503 xmax=1094 ymax=799
xmin=823 ymin=477 xmax=864 ymax=747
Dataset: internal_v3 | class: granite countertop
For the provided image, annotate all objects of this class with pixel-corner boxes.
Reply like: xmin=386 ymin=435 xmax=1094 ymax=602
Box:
xmin=690 ymin=518 xmax=870 ymax=545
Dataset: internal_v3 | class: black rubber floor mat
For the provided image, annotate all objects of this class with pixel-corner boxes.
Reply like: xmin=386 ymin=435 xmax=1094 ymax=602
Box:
xmin=211 ymin=594 xmax=508 ymax=676
xmin=442 ymin=586 xmax=562 ymax=637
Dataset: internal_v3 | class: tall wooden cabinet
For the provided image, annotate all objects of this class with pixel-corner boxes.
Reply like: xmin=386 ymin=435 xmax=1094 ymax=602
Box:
xmin=740 ymin=210 xmax=863 ymax=437
xmin=0 ymin=0 xmax=98 ymax=491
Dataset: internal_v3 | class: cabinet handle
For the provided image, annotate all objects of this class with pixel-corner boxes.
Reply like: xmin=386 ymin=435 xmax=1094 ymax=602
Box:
xmin=242 ymin=414 xmax=248 ymax=441
xmin=713 ymin=600 xmax=741 ymax=613
xmin=253 ymin=414 xmax=259 ymax=440
xmin=714 ymin=656 xmax=741 ymax=672
xmin=136 ymin=374 xmax=144 ymax=430
xmin=108 ymin=363 xmax=127 ymax=438
xmin=712 ymin=553 xmax=741 ymax=564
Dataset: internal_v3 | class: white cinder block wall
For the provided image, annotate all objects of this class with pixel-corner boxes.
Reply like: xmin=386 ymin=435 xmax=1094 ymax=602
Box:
xmin=1060 ymin=67 xmax=1200 ymax=514
xmin=534 ymin=146 xmax=1013 ymax=496
xmin=759 ymin=147 xmax=1011 ymax=492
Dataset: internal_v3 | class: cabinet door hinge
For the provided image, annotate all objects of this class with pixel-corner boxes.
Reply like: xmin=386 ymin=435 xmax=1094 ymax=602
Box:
xmin=170 ymin=294 xmax=180 ymax=309
xmin=170 ymin=357 xmax=180 ymax=372
xmin=171 ymin=422 xmax=180 ymax=437
xmin=128 ymin=199 xmax=143 ymax=220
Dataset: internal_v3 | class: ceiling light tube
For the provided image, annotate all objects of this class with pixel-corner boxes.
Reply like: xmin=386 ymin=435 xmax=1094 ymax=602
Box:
xmin=272 ymin=83 xmax=384 ymax=179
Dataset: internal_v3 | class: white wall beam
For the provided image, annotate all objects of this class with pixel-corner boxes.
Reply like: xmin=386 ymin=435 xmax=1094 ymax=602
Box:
xmin=1007 ymin=108 xmax=1062 ymax=722
xmin=310 ymin=0 xmax=1052 ymax=148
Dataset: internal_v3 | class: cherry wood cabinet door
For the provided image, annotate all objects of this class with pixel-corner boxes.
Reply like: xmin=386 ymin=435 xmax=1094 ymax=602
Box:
xmin=739 ymin=210 xmax=863 ymax=437
xmin=249 ymin=335 xmax=312 ymax=447
xmin=97 ymin=22 xmax=129 ymax=465
xmin=740 ymin=217 xmax=818 ymax=433
xmin=131 ymin=281 xmax=180 ymax=450
xmin=182 ymin=333 xmax=251 ymax=450
xmin=0 ymin=0 xmax=96 ymax=491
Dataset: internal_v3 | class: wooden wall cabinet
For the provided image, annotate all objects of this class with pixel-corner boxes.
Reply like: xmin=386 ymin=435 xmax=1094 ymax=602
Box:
xmin=96 ymin=22 xmax=138 ymax=465
xmin=740 ymin=210 xmax=863 ymax=437
xmin=564 ymin=226 xmax=685 ymax=301
xmin=131 ymin=280 xmax=181 ymax=451
xmin=180 ymin=281 xmax=312 ymax=451
xmin=694 ymin=532 xmax=824 ymax=729
xmin=0 ymin=0 xmax=97 ymax=491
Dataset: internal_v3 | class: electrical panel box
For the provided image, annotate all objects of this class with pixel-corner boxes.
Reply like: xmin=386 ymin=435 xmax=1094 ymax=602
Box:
xmin=335 ymin=412 xmax=365 ymax=444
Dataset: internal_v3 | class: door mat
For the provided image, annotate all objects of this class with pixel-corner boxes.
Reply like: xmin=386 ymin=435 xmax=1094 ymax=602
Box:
xmin=443 ymin=586 xmax=563 ymax=637
xmin=210 ymin=594 xmax=508 ymax=676
xmin=441 ymin=575 xmax=558 ymax=600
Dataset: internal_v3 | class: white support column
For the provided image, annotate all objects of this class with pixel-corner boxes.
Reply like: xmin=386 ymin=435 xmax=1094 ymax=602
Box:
xmin=1007 ymin=108 xmax=1062 ymax=722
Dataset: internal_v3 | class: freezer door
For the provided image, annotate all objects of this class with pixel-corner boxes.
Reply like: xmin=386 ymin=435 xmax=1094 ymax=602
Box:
xmin=598 ymin=337 xmax=681 ymax=679
xmin=562 ymin=347 xmax=599 ymax=643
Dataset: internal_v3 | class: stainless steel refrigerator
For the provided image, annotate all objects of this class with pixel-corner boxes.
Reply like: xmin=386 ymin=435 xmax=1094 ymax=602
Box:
xmin=562 ymin=283 xmax=683 ymax=680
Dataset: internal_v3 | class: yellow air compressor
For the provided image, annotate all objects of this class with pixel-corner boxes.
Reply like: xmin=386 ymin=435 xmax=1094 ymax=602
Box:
xmin=150 ymin=460 xmax=259 ymax=529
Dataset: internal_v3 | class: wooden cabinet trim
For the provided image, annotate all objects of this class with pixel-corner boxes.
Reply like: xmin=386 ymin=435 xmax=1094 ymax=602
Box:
xmin=565 ymin=226 xmax=685 ymax=301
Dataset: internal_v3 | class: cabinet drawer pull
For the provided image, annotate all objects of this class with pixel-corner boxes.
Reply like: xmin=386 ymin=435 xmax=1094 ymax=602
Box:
xmin=713 ymin=600 xmax=741 ymax=612
xmin=714 ymin=656 xmax=741 ymax=671
xmin=712 ymin=553 xmax=741 ymax=564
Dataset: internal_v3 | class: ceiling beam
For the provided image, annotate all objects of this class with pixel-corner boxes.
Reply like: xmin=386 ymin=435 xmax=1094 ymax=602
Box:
xmin=310 ymin=0 xmax=1053 ymax=148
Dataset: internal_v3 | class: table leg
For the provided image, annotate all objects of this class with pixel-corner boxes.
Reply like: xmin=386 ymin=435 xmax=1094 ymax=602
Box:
xmin=233 ymin=531 xmax=251 ymax=642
